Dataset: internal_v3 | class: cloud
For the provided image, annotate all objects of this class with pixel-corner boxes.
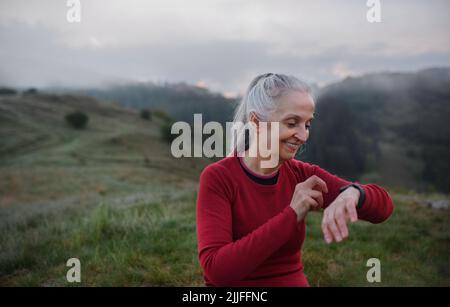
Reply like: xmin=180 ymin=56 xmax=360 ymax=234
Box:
xmin=0 ymin=0 xmax=449 ymax=93
xmin=332 ymin=62 xmax=359 ymax=79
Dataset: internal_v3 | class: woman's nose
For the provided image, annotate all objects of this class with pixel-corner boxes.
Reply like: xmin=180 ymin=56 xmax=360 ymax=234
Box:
xmin=293 ymin=127 xmax=308 ymax=143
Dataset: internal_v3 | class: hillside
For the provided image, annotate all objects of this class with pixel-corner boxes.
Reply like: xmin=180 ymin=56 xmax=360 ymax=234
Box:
xmin=304 ymin=67 xmax=450 ymax=193
xmin=0 ymin=93 xmax=209 ymax=286
xmin=61 ymin=68 xmax=450 ymax=193
xmin=0 ymin=93 xmax=209 ymax=204
xmin=78 ymin=83 xmax=237 ymax=124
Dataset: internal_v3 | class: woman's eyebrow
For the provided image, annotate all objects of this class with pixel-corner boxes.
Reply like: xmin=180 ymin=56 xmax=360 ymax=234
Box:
xmin=283 ymin=114 xmax=315 ymax=121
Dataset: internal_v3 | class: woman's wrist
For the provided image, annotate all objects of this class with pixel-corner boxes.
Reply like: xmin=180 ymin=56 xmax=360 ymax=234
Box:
xmin=339 ymin=183 xmax=365 ymax=209
xmin=290 ymin=203 xmax=308 ymax=222
xmin=339 ymin=186 xmax=360 ymax=207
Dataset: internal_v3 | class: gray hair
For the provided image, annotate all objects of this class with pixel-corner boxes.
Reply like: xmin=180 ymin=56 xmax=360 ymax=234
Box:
xmin=230 ymin=73 xmax=312 ymax=154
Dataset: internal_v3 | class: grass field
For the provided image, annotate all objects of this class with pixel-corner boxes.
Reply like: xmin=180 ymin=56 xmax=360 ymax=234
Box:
xmin=0 ymin=94 xmax=449 ymax=286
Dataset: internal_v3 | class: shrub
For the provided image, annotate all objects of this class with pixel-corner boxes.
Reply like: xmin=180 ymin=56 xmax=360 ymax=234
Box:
xmin=0 ymin=87 xmax=17 ymax=95
xmin=160 ymin=120 xmax=176 ymax=143
xmin=153 ymin=109 xmax=176 ymax=143
xmin=23 ymin=88 xmax=38 ymax=95
xmin=140 ymin=109 xmax=152 ymax=120
xmin=65 ymin=111 xmax=89 ymax=129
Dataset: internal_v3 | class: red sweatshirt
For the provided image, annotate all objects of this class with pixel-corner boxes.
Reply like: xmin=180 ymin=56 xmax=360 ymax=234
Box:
xmin=196 ymin=156 xmax=394 ymax=287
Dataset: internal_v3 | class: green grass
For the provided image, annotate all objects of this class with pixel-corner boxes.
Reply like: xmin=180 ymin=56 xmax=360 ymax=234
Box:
xmin=1 ymin=189 xmax=449 ymax=286
xmin=303 ymin=193 xmax=450 ymax=286
xmin=0 ymin=94 xmax=208 ymax=286
xmin=0 ymin=195 xmax=203 ymax=286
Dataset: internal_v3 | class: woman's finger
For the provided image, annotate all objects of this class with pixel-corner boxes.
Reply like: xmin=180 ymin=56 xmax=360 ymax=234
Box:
xmin=306 ymin=195 xmax=320 ymax=211
xmin=346 ymin=201 xmax=358 ymax=223
xmin=334 ymin=207 xmax=348 ymax=239
xmin=321 ymin=213 xmax=333 ymax=244
xmin=303 ymin=175 xmax=328 ymax=193
xmin=324 ymin=207 xmax=342 ymax=242
xmin=329 ymin=219 xmax=342 ymax=242
xmin=305 ymin=189 xmax=324 ymax=208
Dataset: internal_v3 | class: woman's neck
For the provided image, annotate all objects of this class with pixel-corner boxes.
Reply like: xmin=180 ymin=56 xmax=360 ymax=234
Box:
xmin=242 ymin=154 xmax=282 ymax=176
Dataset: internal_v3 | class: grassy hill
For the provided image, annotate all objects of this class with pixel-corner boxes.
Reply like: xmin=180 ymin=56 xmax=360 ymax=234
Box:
xmin=0 ymin=93 xmax=209 ymax=286
xmin=0 ymin=92 xmax=448 ymax=286
xmin=63 ymin=68 xmax=450 ymax=194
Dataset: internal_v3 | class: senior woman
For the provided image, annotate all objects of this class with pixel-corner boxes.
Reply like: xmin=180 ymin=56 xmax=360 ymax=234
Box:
xmin=196 ymin=73 xmax=393 ymax=287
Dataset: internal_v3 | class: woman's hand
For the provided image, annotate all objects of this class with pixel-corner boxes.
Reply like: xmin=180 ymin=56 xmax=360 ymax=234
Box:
xmin=321 ymin=187 xmax=360 ymax=243
xmin=290 ymin=175 xmax=328 ymax=223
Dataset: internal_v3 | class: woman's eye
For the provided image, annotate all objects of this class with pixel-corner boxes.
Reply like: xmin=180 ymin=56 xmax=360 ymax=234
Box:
xmin=287 ymin=123 xmax=296 ymax=128
xmin=286 ymin=121 xmax=311 ymax=129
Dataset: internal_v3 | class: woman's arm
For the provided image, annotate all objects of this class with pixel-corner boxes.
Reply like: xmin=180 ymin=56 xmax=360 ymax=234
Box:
xmin=298 ymin=161 xmax=394 ymax=243
xmin=312 ymin=165 xmax=394 ymax=224
xmin=196 ymin=165 xmax=298 ymax=286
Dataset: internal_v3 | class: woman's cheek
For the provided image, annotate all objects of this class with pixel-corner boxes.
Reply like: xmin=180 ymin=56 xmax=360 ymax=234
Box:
xmin=278 ymin=126 xmax=291 ymax=140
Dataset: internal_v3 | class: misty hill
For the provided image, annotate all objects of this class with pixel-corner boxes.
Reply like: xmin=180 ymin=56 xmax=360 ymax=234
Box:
xmin=304 ymin=67 xmax=450 ymax=193
xmin=42 ymin=67 xmax=450 ymax=193
xmin=78 ymin=83 xmax=237 ymax=124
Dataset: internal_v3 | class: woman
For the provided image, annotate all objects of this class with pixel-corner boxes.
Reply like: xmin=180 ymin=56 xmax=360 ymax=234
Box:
xmin=196 ymin=73 xmax=394 ymax=287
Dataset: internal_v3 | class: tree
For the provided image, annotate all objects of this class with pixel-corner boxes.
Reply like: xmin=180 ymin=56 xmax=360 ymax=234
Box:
xmin=140 ymin=109 xmax=152 ymax=120
xmin=0 ymin=87 xmax=17 ymax=95
xmin=65 ymin=111 xmax=89 ymax=129
xmin=23 ymin=88 xmax=38 ymax=95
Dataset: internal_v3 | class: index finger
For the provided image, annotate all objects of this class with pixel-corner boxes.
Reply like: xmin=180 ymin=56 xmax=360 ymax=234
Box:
xmin=304 ymin=175 xmax=328 ymax=193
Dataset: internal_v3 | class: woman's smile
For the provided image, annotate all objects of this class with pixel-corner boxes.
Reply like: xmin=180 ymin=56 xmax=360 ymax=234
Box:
xmin=282 ymin=140 xmax=301 ymax=153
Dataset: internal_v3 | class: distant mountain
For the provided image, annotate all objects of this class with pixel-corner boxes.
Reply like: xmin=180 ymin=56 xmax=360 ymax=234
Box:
xmin=304 ymin=67 xmax=450 ymax=193
xmin=76 ymin=82 xmax=237 ymax=124
xmin=37 ymin=67 xmax=450 ymax=193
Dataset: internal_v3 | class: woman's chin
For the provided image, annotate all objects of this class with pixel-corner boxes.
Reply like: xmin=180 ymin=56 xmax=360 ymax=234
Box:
xmin=280 ymin=149 xmax=297 ymax=161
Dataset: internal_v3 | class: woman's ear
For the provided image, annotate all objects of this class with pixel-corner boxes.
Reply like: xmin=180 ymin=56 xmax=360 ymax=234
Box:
xmin=249 ymin=112 xmax=260 ymax=132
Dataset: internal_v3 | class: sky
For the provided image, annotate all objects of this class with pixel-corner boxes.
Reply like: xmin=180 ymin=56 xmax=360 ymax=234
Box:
xmin=0 ymin=0 xmax=449 ymax=97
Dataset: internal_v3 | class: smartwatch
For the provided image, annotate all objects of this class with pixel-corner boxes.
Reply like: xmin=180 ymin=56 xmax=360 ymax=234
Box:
xmin=339 ymin=183 xmax=366 ymax=209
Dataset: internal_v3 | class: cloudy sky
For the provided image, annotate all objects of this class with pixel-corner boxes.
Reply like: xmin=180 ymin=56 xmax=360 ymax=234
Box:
xmin=0 ymin=0 xmax=449 ymax=96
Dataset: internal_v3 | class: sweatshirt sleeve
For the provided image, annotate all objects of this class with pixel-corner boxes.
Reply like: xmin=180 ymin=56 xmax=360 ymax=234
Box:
xmin=196 ymin=165 xmax=299 ymax=286
xmin=299 ymin=161 xmax=394 ymax=224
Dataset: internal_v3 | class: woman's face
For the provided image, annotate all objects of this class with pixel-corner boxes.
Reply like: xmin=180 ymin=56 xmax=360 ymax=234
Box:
xmin=268 ymin=90 xmax=315 ymax=162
